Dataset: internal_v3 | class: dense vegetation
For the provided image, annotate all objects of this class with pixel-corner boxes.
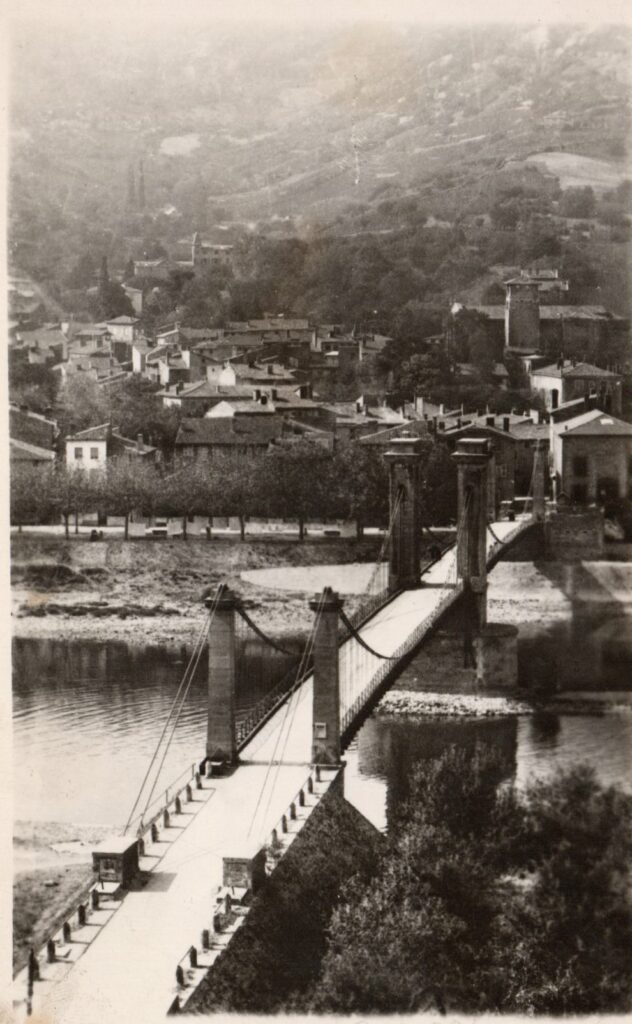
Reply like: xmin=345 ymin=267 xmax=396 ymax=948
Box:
xmin=9 ymin=433 xmax=457 ymax=538
xmin=310 ymin=748 xmax=632 ymax=1015
xmin=188 ymin=746 xmax=632 ymax=1015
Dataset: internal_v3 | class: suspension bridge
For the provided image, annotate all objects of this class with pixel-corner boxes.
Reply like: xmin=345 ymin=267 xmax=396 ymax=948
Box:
xmin=12 ymin=436 xmax=545 ymax=1023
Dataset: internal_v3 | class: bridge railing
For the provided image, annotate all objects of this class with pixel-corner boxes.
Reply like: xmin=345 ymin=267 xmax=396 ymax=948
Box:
xmin=340 ymin=520 xmax=531 ymax=737
xmin=236 ymin=656 xmax=314 ymax=752
xmin=125 ymin=762 xmax=198 ymax=838
xmin=340 ymin=580 xmax=463 ymax=736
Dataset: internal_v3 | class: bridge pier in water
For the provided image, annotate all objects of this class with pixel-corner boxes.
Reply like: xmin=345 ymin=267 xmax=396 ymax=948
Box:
xmin=384 ymin=435 xmax=424 ymax=593
xmin=453 ymin=438 xmax=518 ymax=690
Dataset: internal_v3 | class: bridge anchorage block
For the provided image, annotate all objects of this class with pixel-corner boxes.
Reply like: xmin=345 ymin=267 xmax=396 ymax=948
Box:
xmin=91 ymin=889 xmax=99 ymax=910
xmin=46 ymin=939 xmax=56 ymax=964
xmin=281 ymin=815 xmax=288 ymax=834
xmin=307 ymin=777 xmax=314 ymax=794
xmin=194 ymin=772 xmax=202 ymax=790
xmin=185 ymin=784 xmax=193 ymax=802
xmin=175 ymin=964 xmax=185 ymax=988
xmin=137 ymin=837 xmax=145 ymax=857
xmin=189 ymin=946 xmax=198 ymax=969
xmin=174 ymin=795 xmax=182 ymax=815
xmin=77 ymin=904 xmax=86 ymax=927
xmin=290 ymin=803 xmax=297 ymax=821
xmin=201 ymin=929 xmax=210 ymax=951
xmin=151 ymin=823 xmax=159 ymax=844
xmin=298 ymin=789 xmax=305 ymax=807
xmin=62 ymin=921 xmax=71 ymax=944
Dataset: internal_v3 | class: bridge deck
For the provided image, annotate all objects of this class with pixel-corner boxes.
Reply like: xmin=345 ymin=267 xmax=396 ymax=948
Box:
xmin=26 ymin=518 xmax=526 ymax=1024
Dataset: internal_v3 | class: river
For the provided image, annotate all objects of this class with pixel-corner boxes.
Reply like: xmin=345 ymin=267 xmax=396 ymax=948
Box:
xmin=12 ymin=595 xmax=632 ymax=830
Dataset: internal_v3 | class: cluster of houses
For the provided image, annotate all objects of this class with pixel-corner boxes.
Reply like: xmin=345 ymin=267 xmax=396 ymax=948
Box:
xmin=9 ymin=264 xmax=632 ymax=528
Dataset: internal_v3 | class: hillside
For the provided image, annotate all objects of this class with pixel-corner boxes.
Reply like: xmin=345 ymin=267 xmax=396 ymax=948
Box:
xmin=9 ymin=20 xmax=631 ymax=283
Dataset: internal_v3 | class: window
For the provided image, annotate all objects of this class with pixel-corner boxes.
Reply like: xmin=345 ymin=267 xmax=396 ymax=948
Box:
xmin=74 ymin=447 xmax=83 ymax=460
xmin=573 ymin=455 xmax=588 ymax=477
xmin=314 ymin=722 xmax=328 ymax=739
xmin=90 ymin=448 xmax=99 ymax=460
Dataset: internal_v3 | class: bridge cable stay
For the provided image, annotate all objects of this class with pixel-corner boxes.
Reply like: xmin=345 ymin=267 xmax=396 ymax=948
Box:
xmin=135 ymin=603 xmax=216 ymax=831
xmin=247 ymin=595 xmax=324 ymax=841
xmin=246 ymin=593 xmax=326 ymax=841
xmin=338 ymin=497 xmax=469 ymax=725
xmin=344 ymin=487 xmax=404 ymax=632
xmin=121 ymin=588 xmax=220 ymax=836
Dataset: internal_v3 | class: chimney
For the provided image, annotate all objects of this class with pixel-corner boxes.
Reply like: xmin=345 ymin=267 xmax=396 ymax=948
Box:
xmin=270 ymin=388 xmax=278 ymax=401
xmin=253 ymin=388 xmax=261 ymax=400
xmin=267 ymin=364 xmax=273 ymax=375
xmin=456 ymin=417 xmax=462 ymax=428
xmin=439 ymin=403 xmax=445 ymax=415
xmin=415 ymin=396 xmax=424 ymax=416
xmin=137 ymin=433 xmax=143 ymax=451
xmin=503 ymin=416 xmax=510 ymax=432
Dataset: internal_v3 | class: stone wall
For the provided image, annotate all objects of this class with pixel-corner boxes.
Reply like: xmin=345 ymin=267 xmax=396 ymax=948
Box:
xmin=544 ymin=509 xmax=604 ymax=561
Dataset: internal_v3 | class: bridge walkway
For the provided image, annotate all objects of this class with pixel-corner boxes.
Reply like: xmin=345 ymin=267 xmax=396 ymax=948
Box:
xmin=25 ymin=517 xmax=526 ymax=1024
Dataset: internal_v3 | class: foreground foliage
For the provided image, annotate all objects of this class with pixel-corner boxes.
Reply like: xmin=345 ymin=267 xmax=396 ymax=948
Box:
xmin=312 ymin=748 xmax=632 ymax=1015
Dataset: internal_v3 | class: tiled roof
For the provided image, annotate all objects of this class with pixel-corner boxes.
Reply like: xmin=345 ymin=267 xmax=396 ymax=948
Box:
xmin=532 ymin=361 xmax=621 ymax=379
xmin=561 ymin=412 xmax=632 ymax=438
xmin=106 ymin=316 xmax=139 ymax=325
xmin=64 ymin=422 xmax=156 ymax=452
xmin=10 ymin=438 xmax=56 ymax=462
xmin=175 ymin=416 xmax=282 ymax=447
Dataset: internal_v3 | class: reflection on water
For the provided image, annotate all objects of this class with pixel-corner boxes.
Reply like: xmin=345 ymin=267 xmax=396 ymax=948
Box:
xmin=12 ymin=638 xmax=210 ymax=826
xmin=12 ymin=608 xmax=632 ymax=829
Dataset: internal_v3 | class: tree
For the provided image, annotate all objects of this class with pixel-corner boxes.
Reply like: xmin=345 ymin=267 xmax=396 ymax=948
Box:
xmin=56 ymin=375 xmax=109 ymax=437
xmin=313 ymin=749 xmax=632 ymax=1016
xmin=559 ymin=186 xmax=596 ymax=219
xmin=109 ymin=378 xmax=181 ymax=456
xmin=332 ymin=444 xmax=389 ymax=538
xmin=138 ymin=160 xmax=146 ymax=211
xmin=50 ymin=465 xmax=99 ymax=537
xmin=10 ymin=464 xmax=57 ymax=530
xmin=126 ymin=165 xmax=136 ymax=209
xmin=396 ymin=349 xmax=454 ymax=403
xmin=263 ymin=440 xmax=333 ymax=541
xmin=104 ymin=458 xmax=158 ymax=540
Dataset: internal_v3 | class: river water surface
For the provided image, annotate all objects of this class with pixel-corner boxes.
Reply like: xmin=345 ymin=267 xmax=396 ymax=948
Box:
xmin=12 ymin=598 xmax=632 ymax=831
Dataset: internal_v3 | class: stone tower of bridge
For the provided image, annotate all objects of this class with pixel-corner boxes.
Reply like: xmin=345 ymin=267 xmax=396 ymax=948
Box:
xmin=453 ymin=437 xmax=491 ymax=629
xmin=384 ymin=435 xmax=424 ymax=593
xmin=310 ymin=587 xmax=344 ymax=766
xmin=452 ymin=437 xmax=518 ymax=689
xmin=205 ymin=584 xmax=238 ymax=764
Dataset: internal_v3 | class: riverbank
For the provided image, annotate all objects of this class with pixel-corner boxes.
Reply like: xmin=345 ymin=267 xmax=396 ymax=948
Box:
xmin=11 ymin=534 xmax=383 ymax=646
xmin=13 ymin=821 xmax=111 ymax=970
xmin=375 ymin=689 xmax=632 ymax=719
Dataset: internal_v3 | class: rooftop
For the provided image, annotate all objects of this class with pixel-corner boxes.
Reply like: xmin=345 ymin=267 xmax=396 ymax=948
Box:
xmin=560 ymin=412 xmax=632 ymax=438
xmin=106 ymin=316 xmax=140 ymax=325
xmin=175 ymin=416 xmax=282 ymax=447
xmin=531 ymin=360 xmax=622 ymax=379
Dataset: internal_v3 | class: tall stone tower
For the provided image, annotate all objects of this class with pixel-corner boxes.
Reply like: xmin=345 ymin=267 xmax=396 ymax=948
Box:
xmin=384 ymin=435 xmax=424 ymax=593
xmin=505 ymin=279 xmax=540 ymax=354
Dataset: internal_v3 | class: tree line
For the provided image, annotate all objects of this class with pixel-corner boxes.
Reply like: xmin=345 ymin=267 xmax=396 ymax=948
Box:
xmin=10 ymin=437 xmax=458 ymax=539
